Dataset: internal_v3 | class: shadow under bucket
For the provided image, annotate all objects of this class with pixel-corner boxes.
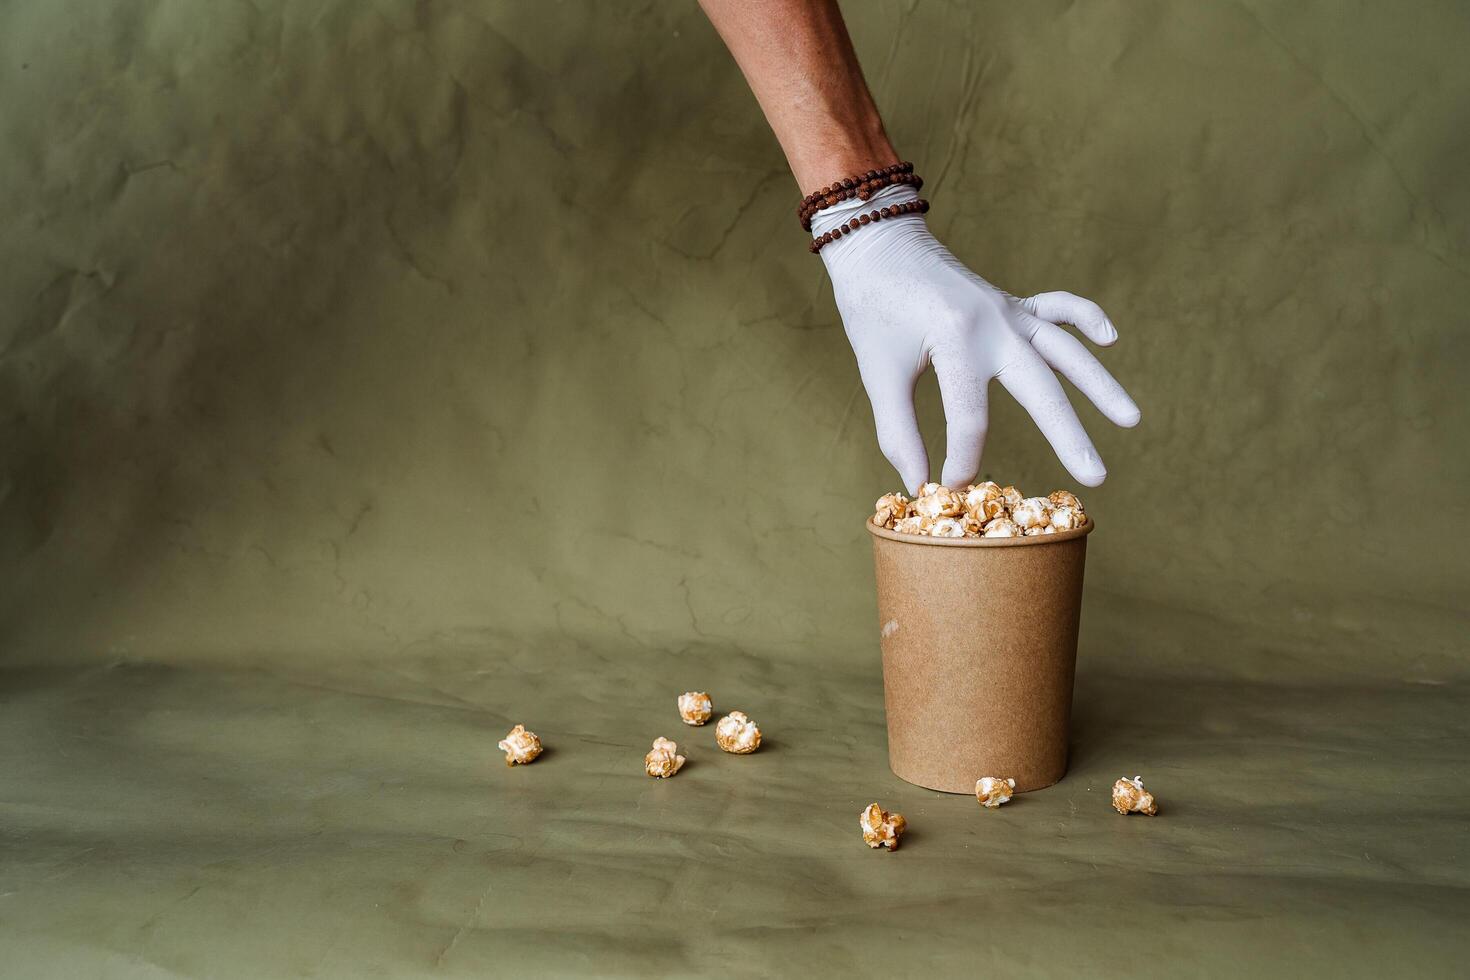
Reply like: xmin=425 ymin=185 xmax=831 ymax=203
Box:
xmin=867 ymin=517 xmax=1094 ymax=794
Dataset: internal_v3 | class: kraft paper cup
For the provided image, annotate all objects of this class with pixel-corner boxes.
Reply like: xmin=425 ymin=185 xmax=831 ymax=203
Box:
xmin=867 ymin=517 xmax=1094 ymax=794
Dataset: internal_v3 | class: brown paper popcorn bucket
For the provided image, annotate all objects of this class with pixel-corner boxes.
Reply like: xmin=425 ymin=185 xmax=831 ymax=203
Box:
xmin=867 ymin=518 xmax=1094 ymax=794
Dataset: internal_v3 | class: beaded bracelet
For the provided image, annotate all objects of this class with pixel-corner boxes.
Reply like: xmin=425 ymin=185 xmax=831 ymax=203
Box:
xmin=797 ymin=162 xmax=922 ymax=231
xmin=808 ymin=198 xmax=930 ymax=254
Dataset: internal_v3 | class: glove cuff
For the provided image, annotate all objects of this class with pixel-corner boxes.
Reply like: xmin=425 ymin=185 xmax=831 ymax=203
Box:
xmin=809 ymin=184 xmax=922 ymax=239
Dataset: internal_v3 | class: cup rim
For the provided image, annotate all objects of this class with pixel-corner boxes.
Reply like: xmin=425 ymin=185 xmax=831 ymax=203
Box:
xmin=865 ymin=515 xmax=1094 ymax=548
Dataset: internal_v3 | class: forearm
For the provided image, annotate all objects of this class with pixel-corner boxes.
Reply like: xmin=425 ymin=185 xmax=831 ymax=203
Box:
xmin=698 ymin=0 xmax=899 ymax=195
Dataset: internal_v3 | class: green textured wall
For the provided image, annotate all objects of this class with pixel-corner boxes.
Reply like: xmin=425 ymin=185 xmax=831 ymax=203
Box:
xmin=2 ymin=0 xmax=1466 ymax=680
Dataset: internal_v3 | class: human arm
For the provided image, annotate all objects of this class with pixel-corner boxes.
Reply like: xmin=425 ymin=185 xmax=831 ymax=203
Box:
xmin=698 ymin=0 xmax=1139 ymax=492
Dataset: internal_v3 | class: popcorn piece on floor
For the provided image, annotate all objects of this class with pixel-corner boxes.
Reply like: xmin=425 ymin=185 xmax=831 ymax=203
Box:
xmin=913 ymin=484 xmax=964 ymax=520
xmin=677 ymin=691 xmax=713 ymax=726
xmin=860 ymin=803 xmax=907 ymax=850
xmin=498 ymin=724 xmax=543 ymax=766
xmin=929 ymin=516 xmax=966 ymax=538
xmin=975 ymin=776 xmax=1016 ymax=808
xmin=715 ymin=711 xmax=762 ymax=754
xmin=1012 ymin=496 xmax=1054 ymax=530
xmin=1048 ymin=505 xmax=1083 ymax=531
xmin=644 ymin=737 xmax=686 ymax=778
xmin=873 ymin=493 xmax=910 ymax=529
xmin=982 ymin=517 xmax=1022 ymax=538
xmin=1112 ymin=776 xmax=1159 ymax=815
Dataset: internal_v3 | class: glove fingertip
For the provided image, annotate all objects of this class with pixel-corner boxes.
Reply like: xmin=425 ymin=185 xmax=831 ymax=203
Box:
xmin=896 ymin=462 xmax=929 ymax=497
xmin=1075 ymin=465 xmax=1107 ymax=488
xmin=940 ymin=460 xmax=978 ymax=490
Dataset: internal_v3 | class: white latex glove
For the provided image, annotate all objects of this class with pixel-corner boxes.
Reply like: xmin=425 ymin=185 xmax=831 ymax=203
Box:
xmin=814 ymin=185 xmax=1140 ymax=494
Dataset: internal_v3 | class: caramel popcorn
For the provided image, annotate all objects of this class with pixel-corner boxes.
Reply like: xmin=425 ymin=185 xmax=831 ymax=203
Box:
xmin=975 ymin=776 xmax=1015 ymax=808
xmin=963 ymin=481 xmax=1004 ymax=517
xmin=1049 ymin=505 xmax=1083 ymax=531
xmin=644 ymin=737 xmax=686 ymax=778
xmin=929 ymin=517 xmax=966 ymax=538
xmin=873 ymin=492 xmax=910 ymax=529
xmin=982 ymin=517 xmax=1022 ymax=538
xmin=715 ymin=711 xmax=762 ymax=754
xmin=497 ymin=724 xmax=542 ymax=766
xmin=860 ymin=803 xmax=907 ymax=850
xmin=913 ymin=484 xmax=963 ymax=520
xmin=874 ymin=483 xmax=1085 ymax=539
xmin=1048 ymin=490 xmax=1083 ymax=513
xmin=1112 ymin=776 xmax=1158 ymax=815
xmin=966 ymin=480 xmax=1001 ymax=502
xmin=1011 ymin=496 xmax=1053 ymax=530
xmin=965 ymin=493 xmax=1007 ymax=523
xmin=893 ymin=515 xmax=929 ymax=536
xmin=677 ymin=691 xmax=713 ymax=726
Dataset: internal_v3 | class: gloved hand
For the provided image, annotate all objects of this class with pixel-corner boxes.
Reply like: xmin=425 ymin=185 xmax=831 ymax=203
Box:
xmin=813 ymin=184 xmax=1140 ymax=494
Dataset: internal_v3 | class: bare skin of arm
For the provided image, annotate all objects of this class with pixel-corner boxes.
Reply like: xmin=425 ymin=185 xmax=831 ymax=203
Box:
xmin=697 ymin=0 xmax=899 ymax=195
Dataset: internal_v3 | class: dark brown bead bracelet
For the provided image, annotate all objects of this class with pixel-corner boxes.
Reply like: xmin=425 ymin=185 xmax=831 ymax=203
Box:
xmin=808 ymin=198 xmax=930 ymax=254
xmin=798 ymin=172 xmax=923 ymax=230
xmin=799 ymin=162 xmax=910 ymax=211
xmin=797 ymin=162 xmax=920 ymax=231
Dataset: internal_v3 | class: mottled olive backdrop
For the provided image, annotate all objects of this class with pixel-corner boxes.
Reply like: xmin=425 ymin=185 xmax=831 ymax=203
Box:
xmin=2 ymin=0 xmax=1466 ymax=680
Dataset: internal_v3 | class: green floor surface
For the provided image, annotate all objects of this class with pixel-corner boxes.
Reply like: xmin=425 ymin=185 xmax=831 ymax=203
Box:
xmin=3 ymin=648 xmax=1466 ymax=977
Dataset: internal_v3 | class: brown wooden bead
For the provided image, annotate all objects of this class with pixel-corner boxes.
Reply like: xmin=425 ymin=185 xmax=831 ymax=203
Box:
xmin=803 ymin=164 xmax=926 ymax=246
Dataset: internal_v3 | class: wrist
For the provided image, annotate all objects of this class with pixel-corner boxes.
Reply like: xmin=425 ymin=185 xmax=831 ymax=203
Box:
xmin=791 ymin=131 xmax=900 ymax=198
